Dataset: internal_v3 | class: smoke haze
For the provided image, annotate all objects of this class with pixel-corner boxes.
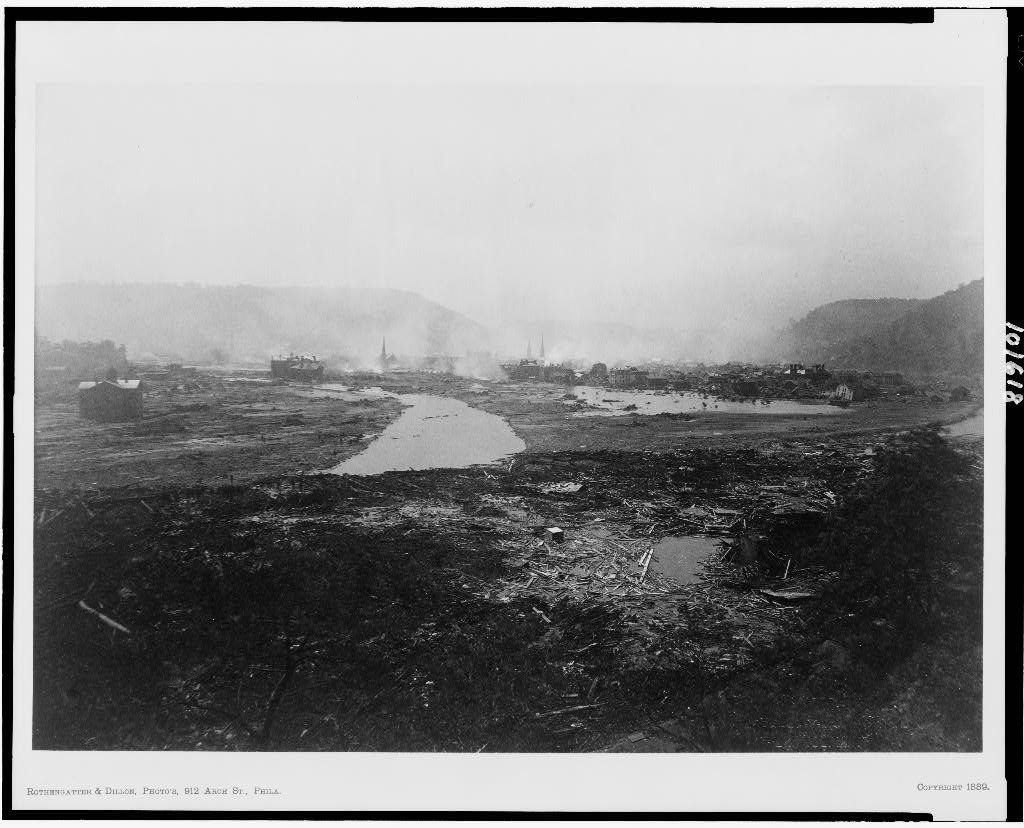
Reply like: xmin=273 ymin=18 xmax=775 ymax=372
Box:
xmin=36 ymin=84 xmax=983 ymax=362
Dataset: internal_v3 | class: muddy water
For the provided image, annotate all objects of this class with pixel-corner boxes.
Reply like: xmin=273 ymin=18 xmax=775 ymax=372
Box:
xmin=303 ymin=383 xmax=394 ymax=402
xmin=648 ymin=535 xmax=722 ymax=585
xmin=328 ymin=394 xmax=525 ymax=476
xmin=944 ymin=409 xmax=983 ymax=438
xmin=566 ymin=386 xmax=847 ymax=417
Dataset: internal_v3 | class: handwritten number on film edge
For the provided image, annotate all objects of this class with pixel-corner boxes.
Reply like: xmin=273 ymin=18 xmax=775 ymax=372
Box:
xmin=1007 ymin=322 xmax=1023 ymax=403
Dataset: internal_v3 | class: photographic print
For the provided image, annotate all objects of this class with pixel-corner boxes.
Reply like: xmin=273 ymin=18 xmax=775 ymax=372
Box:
xmin=9 ymin=8 xmax=1009 ymax=818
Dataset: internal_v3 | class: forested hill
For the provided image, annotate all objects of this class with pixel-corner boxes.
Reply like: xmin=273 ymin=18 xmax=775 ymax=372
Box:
xmin=772 ymin=298 xmax=923 ymax=362
xmin=772 ymin=280 xmax=983 ymax=376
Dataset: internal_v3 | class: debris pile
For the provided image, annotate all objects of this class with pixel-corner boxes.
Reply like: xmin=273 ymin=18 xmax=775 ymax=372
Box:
xmin=477 ymin=528 xmax=682 ymax=606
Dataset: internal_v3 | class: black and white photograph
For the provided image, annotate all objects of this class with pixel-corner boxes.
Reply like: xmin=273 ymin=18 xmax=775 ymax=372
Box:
xmin=8 ymin=8 xmax=1011 ymax=818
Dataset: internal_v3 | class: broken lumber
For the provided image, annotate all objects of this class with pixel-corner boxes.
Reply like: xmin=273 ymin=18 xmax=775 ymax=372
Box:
xmin=758 ymin=588 xmax=813 ymax=602
xmin=535 ymin=702 xmax=604 ymax=718
xmin=639 ymin=548 xmax=654 ymax=582
xmin=78 ymin=600 xmax=131 ymax=634
xmin=39 ymin=509 xmax=64 ymax=527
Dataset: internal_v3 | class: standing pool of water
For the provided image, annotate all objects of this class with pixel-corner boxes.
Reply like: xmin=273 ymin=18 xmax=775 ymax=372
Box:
xmin=944 ymin=410 xmax=983 ymax=438
xmin=328 ymin=394 xmax=525 ymax=476
xmin=566 ymin=386 xmax=847 ymax=417
xmin=649 ymin=536 xmax=723 ymax=585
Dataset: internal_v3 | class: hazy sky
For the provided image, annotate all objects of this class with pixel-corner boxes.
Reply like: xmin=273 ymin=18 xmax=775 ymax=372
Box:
xmin=36 ymin=84 xmax=983 ymax=332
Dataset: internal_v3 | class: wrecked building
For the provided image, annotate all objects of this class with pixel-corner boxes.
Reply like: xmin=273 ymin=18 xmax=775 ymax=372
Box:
xmin=545 ymin=365 xmax=575 ymax=385
xmin=830 ymin=384 xmax=854 ymax=404
xmin=77 ymin=379 xmax=144 ymax=422
xmin=838 ymin=382 xmax=877 ymax=402
xmin=805 ymin=364 xmax=831 ymax=385
xmin=588 ymin=362 xmax=609 ymax=384
xmin=499 ymin=358 xmax=575 ymax=384
xmin=609 ymin=367 xmax=649 ymax=389
xmin=876 ymin=372 xmax=905 ymax=387
xmin=732 ymin=380 xmax=760 ymax=397
xmin=834 ymin=370 xmax=862 ymax=384
xmin=270 ymin=354 xmax=324 ymax=382
xmin=501 ymin=358 xmax=544 ymax=382
xmin=782 ymin=363 xmax=830 ymax=387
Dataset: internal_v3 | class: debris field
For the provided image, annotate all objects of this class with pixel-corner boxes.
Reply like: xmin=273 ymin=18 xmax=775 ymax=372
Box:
xmin=32 ymin=372 xmax=984 ymax=752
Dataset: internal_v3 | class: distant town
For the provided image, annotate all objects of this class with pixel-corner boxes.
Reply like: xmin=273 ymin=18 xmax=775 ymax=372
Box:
xmin=36 ymin=331 xmax=976 ymax=425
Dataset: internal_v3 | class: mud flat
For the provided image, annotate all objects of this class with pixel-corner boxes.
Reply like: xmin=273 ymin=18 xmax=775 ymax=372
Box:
xmin=34 ymin=375 xmax=404 ymax=490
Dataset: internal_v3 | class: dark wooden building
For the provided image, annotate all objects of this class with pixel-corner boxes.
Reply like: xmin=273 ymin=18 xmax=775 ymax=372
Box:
xmin=270 ymin=354 xmax=324 ymax=382
xmin=609 ymin=367 xmax=649 ymax=389
xmin=501 ymin=359 xmax=543 ymax=382
xmin=77 ymin=380 xmax=144 ymax=422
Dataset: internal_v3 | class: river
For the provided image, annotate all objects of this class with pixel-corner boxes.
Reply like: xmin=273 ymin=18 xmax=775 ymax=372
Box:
xmin=328 ymin=394 xmax=526 ymax=476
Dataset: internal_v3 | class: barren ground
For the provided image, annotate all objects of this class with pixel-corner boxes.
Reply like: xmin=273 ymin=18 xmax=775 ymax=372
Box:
xmin=32 ymin=371 xmax=983 ymax=752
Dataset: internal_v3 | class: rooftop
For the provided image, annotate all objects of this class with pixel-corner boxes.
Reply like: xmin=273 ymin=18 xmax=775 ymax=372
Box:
xmin=78 ymin=380 xmax=142 ymax=391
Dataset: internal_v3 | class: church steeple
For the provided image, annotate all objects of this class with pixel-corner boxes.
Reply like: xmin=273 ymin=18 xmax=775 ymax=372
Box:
xmin=379 ymin=337 xmax=388 ymax=372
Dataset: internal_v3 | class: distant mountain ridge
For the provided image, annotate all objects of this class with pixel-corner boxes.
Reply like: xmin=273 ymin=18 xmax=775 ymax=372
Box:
xmin=772 ymin=280 xmax=983 ymax=376
xmin=35 ymin=283 xmax=491 ymax=367
xmin=772 ymin=297 xmax=925 ymax=362
xmin=36 ymin=280 xmax=985 ymax=377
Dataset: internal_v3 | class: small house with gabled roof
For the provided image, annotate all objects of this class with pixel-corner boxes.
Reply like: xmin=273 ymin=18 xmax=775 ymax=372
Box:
xmin=77 ymin=379 xmax=144 ymax=422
